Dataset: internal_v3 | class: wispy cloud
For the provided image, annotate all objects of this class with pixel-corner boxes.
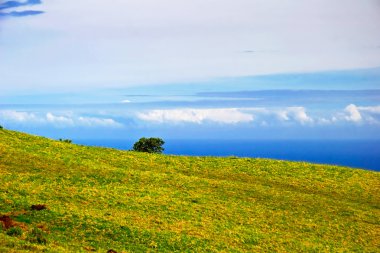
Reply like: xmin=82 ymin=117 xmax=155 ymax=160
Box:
xmin=0 ymin=10 xmax=44 ymax=17
xmin=0 ymin=110 xmax=123 ymax=128
xmin=0 ymin=0 xmax=42 ymax=10
xmin=0 ymin=0 xmax=44 ymax=18
xmin=358 ymin=105 xmax=380 ymax=114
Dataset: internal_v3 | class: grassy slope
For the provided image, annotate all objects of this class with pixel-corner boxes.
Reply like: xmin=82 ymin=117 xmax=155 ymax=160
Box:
xmin=0 ymin=129 xmax=379 ymax=252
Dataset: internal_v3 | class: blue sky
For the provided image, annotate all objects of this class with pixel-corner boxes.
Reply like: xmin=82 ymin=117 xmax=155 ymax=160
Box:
xmin=0 ymin=0 xmax=380 ymax=141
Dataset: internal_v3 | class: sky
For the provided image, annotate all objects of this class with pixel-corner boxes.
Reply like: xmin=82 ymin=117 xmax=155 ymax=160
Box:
xmin=0 ymin=0 xmax=380 ymax=142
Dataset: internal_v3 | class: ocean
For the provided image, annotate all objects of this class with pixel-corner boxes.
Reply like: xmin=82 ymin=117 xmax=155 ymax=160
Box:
xmin=74 ymin=139 xmax=380 ymax=172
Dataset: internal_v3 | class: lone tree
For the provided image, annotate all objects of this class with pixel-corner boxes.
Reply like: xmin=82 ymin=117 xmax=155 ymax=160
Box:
xmin=132 ymin=137 xmax=165 ymax=154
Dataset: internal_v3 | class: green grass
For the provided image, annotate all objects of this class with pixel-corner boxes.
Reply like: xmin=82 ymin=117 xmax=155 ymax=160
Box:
xmin=0 ymin=129 xmax=379 ymax=252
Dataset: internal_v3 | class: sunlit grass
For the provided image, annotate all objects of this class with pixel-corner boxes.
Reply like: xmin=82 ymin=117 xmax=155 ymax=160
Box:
xmin=0 ymin=129 xmax=379 ymax=252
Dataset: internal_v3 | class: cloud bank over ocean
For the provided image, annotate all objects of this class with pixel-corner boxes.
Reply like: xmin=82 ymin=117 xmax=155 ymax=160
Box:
xmin=1 ymin=101 xmax=379 ymax=141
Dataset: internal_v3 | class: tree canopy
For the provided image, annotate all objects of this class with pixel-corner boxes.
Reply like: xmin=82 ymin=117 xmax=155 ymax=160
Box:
xmin=132 ymin=137 xmax=165 ymax=154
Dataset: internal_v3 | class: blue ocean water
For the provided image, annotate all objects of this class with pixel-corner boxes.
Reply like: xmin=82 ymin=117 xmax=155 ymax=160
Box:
xmin=74 ymin=139 xmax=380 ymax=172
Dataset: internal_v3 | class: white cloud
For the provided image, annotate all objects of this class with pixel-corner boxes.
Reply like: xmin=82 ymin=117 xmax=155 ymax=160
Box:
xmin=289 ymin=107 xmax=314 ymax=124
xmin=316 ymin=117 xmax=332 ymax=125
xmin=276 ymin=110 xmax=290 ymax=121
xmin=243 ymin=107 xmax=313 ymax=125
xmin=344 ymin=104 xmax=363 ymax=122
xmin=357 ymin=105 xmax=380 ymax=124
xmin=46 ymin=112 xmax=75 ymax=126
xmin=275 ymin=107 xmax=313 ymax=125
xmin=0 ymin=110 xmax=40 ymax=123
xmin=137 ymin=107 xmax=315 ymax=125
xmin=0 ymin=111 xmax=123 ymax=128
xmin=334 ymin=104 xmax=380 ymax=124
xmin=137 ymin=108 xmax=254 ymax=124
xmin=136 ymin=105 xmax=380 ymax=126
xmin=76 ymin=116 xmax=122 ymax=128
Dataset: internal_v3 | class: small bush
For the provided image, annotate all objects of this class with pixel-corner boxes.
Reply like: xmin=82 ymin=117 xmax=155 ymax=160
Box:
xmin=132 ymin=137 xmax=165 ymax=154
xmin=6 ymin=227 xmax=23 ymax=237
xmin=0 ymin=125 xmax=3 ymax=130
xmin=59 ymin=138 xmax=72 ymax=144
xmin=31 ymin=204 xmax=47 ymax=211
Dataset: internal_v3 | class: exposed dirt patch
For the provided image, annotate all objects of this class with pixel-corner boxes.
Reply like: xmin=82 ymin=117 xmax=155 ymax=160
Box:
xmin=31 ymin=204 xmax=47 ymax=211
xmin=107 ymin=250 xmax=118 ymax=253
xmin=0 ymin=214 xmax=28 ymax=230
xmin=0 ymin=215 xmax=15 ymax=229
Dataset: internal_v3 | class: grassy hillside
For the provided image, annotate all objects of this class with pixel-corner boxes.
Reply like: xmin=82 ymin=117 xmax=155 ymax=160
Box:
xmin=0 ymin=129 xmax=379 ymax=252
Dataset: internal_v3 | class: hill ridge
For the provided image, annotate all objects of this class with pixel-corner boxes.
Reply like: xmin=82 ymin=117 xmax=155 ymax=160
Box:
xmin=0 ymin=129 xmax=379 ymax=252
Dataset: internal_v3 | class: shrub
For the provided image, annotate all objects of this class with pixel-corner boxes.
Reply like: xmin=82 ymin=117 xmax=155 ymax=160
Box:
xmin=0 ymin=125 xmax=3 ymax=130
xmin=132 ymin=137 xmax=165 ymax=154
xmin=59 ymin=138 xmax=72 ymax=144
